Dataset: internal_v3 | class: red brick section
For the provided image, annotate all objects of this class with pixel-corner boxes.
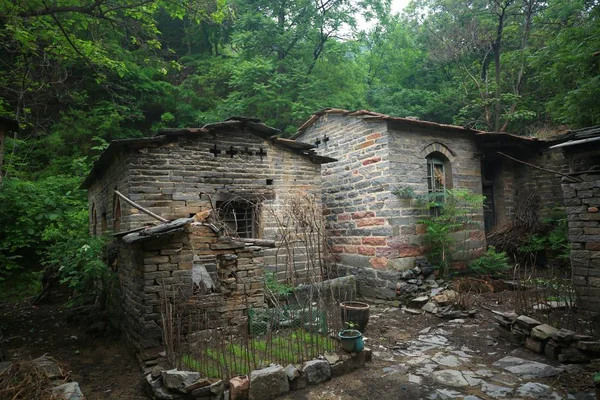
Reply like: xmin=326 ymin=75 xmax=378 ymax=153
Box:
xmin=355 ymin=140 xmax=375 ymax=150
xmin=338 ymin=213 xmax=351 ymax=221
xmin=369 ymin=257 xmax=388 ymax=269
xmin=362 ymin=237 xmax=387 ymax=246
xmin=358 ymin=246 xmax=376 ymax=256
xmin=356 ymin=218 xmax=385 ymax=227
xmin=352 ymin=211 xmax=375 ymax=219
xmin=416 ymin=224 xmax=427 ymax=235
xmin=366 ymin=132 xmax=382 ymax=141
xmin=398 ymin=245 xmax=426 ymax=257
xmin=362 ymin=157 xmax=381 ymax=166
xmin=586 ymin=242 xmax=600 ymax=251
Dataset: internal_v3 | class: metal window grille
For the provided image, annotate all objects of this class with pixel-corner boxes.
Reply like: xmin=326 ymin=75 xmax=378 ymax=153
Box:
xmin=217 ymin=201 xmax=256 ymax=238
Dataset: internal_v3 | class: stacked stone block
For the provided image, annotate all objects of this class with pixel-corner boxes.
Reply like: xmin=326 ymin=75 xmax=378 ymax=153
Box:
xmin=119 ymin=223 xmax=266 ymax=365
xmin=495 ymin=313 xmax=599 ymax=363
xmin=562 ymin=172 xmax=600 ymax=314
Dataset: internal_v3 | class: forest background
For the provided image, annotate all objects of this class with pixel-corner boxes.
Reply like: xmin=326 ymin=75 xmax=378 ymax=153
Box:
xmin=0 ymin=0 xmax=598 ymax=299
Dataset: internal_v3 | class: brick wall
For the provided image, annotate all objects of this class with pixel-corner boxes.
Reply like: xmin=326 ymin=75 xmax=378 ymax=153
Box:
xmin=294 ymin=114 xmax=392 ymax=270
xmin=563 ymin=172 xmax=600 ymax=314
xmin=87 ymin=129 xmax=325 ymax=284
xmin=386 ymin=123 xmax=486 ymax=264
xmin=118 ymin=224 xmax=266 ymax=364
xmin=514 ymin=150 xmax=567 ymax=220
xmin=295 ymin=114 xmax=485 ymax=298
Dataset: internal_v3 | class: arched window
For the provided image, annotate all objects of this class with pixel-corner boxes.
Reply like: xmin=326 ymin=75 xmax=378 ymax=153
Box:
xmin=426 ymin=152 xmax=453 ymax=214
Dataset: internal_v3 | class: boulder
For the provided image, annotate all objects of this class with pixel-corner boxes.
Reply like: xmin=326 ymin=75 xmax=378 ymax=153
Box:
xmin=525 ymin=337 xmax=545 ymax=354
xmin=552 ymin=328 xmax=576 ymax=343
xmin=514 ymin=315 xmax=541 ymax=332
xmin=558 ymin=347 xmax=589 ymax=364
xmin=530 ymin=324 xmax=558 ymax=341
xmin=410 ymin=296 xmax=430 ymax=308
xmin=284 ymin=364 xmax=301 ymax=380
xmin=573 ymin=341 xmax=600 ymax=353
xmin=161 ymin=369 xmax=200 ymax=394
xmin=324 ymin=353 xmax=340 ymax=365
xmin=52 ymin=382 xmax=84 ymax=400
xmin=421 ymin=302 xmax=438 ymax=314
xmin=432 ymin=290 xmax=457 ymax=306
xmin=544 ymin=340 xmax=561 ymax=360
xmin=249 ymin=365 xmax=289 ymax=400
xmin=302 ymin=359 xmax=331 ymax=385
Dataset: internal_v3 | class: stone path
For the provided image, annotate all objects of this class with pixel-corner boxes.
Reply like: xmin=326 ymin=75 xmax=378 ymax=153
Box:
xmin=369 ymin=317 xmax=593 ymax=400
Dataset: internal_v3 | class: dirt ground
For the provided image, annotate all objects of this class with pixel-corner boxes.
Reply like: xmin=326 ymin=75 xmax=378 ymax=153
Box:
xmin=1 ymin=290 xmax=598 ymax=400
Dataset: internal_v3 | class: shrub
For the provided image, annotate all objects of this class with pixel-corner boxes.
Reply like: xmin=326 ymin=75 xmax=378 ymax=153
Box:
xmin=418 ymin=189 xmax=484 ymax=275
xmin=469 ymin=246 xmax=510 ymax=275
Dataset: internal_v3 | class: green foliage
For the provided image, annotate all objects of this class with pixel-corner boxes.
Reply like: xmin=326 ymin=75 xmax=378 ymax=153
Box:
xmin=264 ymin=272 xmax=293 ymax=298
xmin=392 ymin=186 xmax=417 ymax=199
xmin=0 ymin=175 xmax=109 ymax=304
xmin=182 ymin=329 xmax=336 ymax=378
xmin=469 ymin=246 xmax=510 ymax=275
xmin=419 ymin=189 xmax=484 ymax=274
xmin=520 ymin=207 xmax=570 ymax=265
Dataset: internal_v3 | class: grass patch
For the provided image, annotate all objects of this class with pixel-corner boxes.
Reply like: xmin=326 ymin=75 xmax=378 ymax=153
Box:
xmin=182 ymin=329 xmax=337 ymax=378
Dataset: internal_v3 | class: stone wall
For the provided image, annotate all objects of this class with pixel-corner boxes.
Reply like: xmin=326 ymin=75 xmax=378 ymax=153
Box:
xmin=118 ymin=223 xmax=266 ymax=365
xmin=386 ymin=123 xmax=485 ymax=264
xmin=562 ymin=172 xmax=600 ymax=314
xmin=295 ymin=114 xmax=485 ymax=298
xmin=87 ymin=149 xmax=132 ymax=235
xmin=514 ymin=150 xmax=567 ymax=220
xmin=88 ymin=129 xmax=325 ymax=284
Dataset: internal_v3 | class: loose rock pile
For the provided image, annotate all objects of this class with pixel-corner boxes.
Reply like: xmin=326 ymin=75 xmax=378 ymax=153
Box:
xmin=396 ymin=260 xmax=475 ymax=319
xmin=495 ymin=312 xmax=600 ymax=363
xmin=145 ymin=368 xmax=225 ymax=399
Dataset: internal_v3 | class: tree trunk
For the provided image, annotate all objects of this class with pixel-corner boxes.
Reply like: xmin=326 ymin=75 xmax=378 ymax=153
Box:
xmin=493 ymin=5 xmax=506 ymax=132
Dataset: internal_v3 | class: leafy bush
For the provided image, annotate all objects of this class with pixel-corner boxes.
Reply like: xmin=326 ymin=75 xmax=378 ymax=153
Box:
xmin=264 ymin=272 xmax=293 ymax=301
xmin=469 ymin=246 xmax=510 ymax=275
xmin=519 ymin=207 xmax=570 ymax=265
xmin=0 ymin=175 xmax=109 ymax=304
xmin=418 ymin=189 xmax=484 ymax=274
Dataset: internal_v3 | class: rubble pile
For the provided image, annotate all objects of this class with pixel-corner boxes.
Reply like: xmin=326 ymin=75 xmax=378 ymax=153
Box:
xmin=395 ymin=260 xmax=476 ymax=319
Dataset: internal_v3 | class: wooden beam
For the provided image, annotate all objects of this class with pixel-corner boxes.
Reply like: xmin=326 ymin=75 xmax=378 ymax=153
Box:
xmin=114 ymin=190 xmax=169 ymax=223
xmin=497 ymin=152 xmax=581 ymax=183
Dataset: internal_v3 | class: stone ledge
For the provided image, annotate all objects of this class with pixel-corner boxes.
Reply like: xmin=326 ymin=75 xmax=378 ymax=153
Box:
xmin=494 ymin=312 xmax=599 ymax=364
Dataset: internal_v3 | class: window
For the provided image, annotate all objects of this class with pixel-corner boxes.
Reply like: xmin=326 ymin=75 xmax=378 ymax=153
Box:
xmin=426 ymin=154 xmax=451 ymax=215
xmin=427 ymin=157 xmax=446 ymax=194
xmin=216 ymin=200 xmax=258 ymax=238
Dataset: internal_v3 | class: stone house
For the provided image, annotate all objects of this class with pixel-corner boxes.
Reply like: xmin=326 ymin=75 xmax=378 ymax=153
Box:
xmin=550 ymin=126 xmax=600 ymax=316
xmin=293 ymin=109 xmax=564 ymax=299
xmin=82 ymin=117 xmax=335 ymax=359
